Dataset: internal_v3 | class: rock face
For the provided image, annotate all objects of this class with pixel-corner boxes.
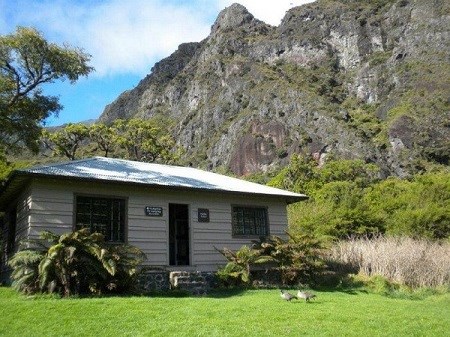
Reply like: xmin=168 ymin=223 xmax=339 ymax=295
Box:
xmin=100 ymin=0 xmax=450 ymax=177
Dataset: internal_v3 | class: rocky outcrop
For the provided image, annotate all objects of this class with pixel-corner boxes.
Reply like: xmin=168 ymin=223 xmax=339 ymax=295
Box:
xmin=100 ymin=0 xmax=450 ymax=177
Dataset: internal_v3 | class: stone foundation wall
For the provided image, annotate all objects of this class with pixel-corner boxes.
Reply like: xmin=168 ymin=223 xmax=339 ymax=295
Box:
xmin=137 ymin=269 xmax=217 ymax=295
xmin=169 ymin=271 xmax=217 ymax=295
xmin=137 ymin=270 xmax=170 ymax=292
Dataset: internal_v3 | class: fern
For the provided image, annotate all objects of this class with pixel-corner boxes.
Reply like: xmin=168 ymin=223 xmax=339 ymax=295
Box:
xmin=8 ymin=228 xmax=146 ymax=297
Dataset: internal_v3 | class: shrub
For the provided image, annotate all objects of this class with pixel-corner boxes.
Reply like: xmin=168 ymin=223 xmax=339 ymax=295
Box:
xmin=8 ymin=229 xmax=146 ymax=297
xmin=328 ymin=236 xmax=450 ymax=288
xmin=216 ymin=233 xmax=326 ymax=287
xmin=215 ymin=245 xmax=273 ymax=286
xmin=253 ymin=233 xmax=326 ymax=286
xmin=277 ymin=154 xmax=449 ymax=239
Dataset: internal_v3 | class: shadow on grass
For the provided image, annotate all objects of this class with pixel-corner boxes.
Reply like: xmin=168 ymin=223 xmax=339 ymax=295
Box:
xmin=132 ymin=287 xmax=248 ymax=299
xmin=206 ymin=287 xmax=248 ymax=298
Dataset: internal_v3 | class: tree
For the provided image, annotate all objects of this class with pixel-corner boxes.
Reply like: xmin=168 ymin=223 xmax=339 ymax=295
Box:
xmin=42 ymin=123 xmax=89 ymax=160
xmin=0 ymin=27 xmax=93 ymax=153
xmin=89 ymin=123 xmax=116 ymax=157
xmin=113 ymin=118 xmax=178 ymax=163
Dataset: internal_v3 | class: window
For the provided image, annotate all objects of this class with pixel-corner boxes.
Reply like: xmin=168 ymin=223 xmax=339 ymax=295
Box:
xmin=75 ymin=196 xmax=126 ymax=243
xmin=232 ymin=206 xmax=268 ymax=237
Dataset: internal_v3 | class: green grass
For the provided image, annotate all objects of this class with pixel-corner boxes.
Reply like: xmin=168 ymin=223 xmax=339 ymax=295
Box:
xmin=0 ymin=287 xmax=449 ymax=337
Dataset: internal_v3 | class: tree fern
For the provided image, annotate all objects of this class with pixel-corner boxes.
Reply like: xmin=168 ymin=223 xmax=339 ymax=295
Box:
xmin=8 ymin=249 xmax=44 ymax=294
xmin=8 ymin=228 xmax=146 ymax=297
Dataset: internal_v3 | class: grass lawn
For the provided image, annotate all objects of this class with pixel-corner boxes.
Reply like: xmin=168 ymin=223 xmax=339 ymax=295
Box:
xmin=0 ymin=287 xmax=449 ymax=337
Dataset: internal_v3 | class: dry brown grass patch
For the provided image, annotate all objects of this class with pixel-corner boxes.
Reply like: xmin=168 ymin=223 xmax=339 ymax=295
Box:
xmin=328 ymin=236 xmax=450 ymax=288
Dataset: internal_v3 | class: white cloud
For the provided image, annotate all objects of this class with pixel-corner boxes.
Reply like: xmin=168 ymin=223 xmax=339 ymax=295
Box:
xmin=3 ymin=0 xmax=215 ymax=77
xmin=218 ymin=0 xmax=316 ymax=26
xmin=2 ymin=0 xmax=315 ymax=78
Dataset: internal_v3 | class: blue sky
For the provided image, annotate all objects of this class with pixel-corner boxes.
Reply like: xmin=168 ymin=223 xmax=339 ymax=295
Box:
xmin=1 ymin=0 xmax=314 ymax=126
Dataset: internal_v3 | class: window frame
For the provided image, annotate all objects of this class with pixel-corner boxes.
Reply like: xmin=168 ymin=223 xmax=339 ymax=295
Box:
xmin=231 ymin=205 xmax=269 ymax=238
xmin=73 ymin=194 xmax=128 ymax=243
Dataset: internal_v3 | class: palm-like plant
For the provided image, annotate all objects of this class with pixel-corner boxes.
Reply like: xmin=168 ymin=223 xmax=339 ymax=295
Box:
xmin=216 ymin=245 xmax=274 ymax=285
xmin=9 ymin=229 xmax=146 ymax=296
xmin=8 ymin=249 xmax=45 ymax=294
xmin=253 ymin=233 xmax=326 ymax=285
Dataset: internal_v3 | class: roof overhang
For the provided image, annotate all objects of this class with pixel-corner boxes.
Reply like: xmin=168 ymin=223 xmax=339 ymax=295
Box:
xmin=0 ymin=158 xmax=308 ymax=210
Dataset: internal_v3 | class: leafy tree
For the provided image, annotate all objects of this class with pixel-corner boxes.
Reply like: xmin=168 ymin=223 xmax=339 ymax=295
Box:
xmin=268 ymin=153 xmax=318 ymax=194
xmin=42 ymin=123 xmax=89 ymax=160
xmin=8 ymin=229 xmax=146 ymax=297
xmin=89 ymin=123 xmax=117 ymax=157
xmin=364 ymin=173 xmax=450 ymax=239
xmin=0 ymin=149 xmax=11 ymax=181
xmin=278 ymin=153 xmax=449 ymax=239
xmin=317 ymin=159 xmax=379 ymax=187
xmin=39 ymin=118 xmax=181 ymax=163
xmin=113 ymin=118 xmax=178 ymax=163
xmin=0 ymin=27 xmax=93 ymax=153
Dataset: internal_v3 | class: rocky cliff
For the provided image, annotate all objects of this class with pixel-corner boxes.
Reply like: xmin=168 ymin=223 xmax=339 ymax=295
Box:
xmin=100 ymin=0 xmax=450 ymax=177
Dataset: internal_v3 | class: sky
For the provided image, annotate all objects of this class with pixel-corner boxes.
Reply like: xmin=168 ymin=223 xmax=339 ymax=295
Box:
xmin=1 ymin=0 xmax=315 ymax=126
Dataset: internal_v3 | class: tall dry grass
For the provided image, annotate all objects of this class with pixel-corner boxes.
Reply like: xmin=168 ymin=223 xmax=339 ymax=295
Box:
xmin=328 ymin=236 xmax=450 ymax=288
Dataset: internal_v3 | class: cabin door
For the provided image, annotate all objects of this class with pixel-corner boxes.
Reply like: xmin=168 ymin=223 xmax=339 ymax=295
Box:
xmin=169 ymin=204 xmax=190 ymax=266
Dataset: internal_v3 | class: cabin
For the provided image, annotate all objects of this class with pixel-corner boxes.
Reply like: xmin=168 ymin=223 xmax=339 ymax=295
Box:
xmin=0 ymin=157 xmax=306 ymax=282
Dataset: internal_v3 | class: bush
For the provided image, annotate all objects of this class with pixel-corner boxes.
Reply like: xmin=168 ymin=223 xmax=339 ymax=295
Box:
xmin=253 ymin=233 xmax=326 ymax=286
xmin=275 ymin=155 xmax=449 ymax=239
xmin=216 ymin=233 xmax=326 ymax=287
xmin=8 ymin=229 xmax=146 ymax=296
xmin=215 ymin=245 xmax=273 ymax=286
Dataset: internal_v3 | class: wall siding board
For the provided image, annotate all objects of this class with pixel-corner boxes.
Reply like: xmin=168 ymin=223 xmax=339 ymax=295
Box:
xmin=23 ymin=178 xmax=291 ymax=271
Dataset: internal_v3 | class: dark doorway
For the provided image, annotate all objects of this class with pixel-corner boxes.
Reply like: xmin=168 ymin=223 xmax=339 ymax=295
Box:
xmin=169 ymin=204 xmax=190 ymax=266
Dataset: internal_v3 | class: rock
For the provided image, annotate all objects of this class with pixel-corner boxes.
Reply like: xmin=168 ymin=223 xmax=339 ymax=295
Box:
xmin=99 ymin=0 xmax=450 ymax=177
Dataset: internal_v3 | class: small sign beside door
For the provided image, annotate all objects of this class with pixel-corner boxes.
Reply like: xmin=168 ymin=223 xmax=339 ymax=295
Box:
xmin=145 ymin=206 xmax=163 ymax=217
xmin=198 ymin=208 xmax=210 ymax=222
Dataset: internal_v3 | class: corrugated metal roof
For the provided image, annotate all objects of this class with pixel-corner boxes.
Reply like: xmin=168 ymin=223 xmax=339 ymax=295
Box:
xmin=12 ymin=157 xmax=306 ymax=202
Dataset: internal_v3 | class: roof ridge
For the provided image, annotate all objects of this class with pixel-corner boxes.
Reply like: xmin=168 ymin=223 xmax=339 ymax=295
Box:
xmin=10 ymin=156 xmax=306 ymax=201
xmin=95 ymin=156 xmax=192 ymax=170
xmin=21 ymin=157 xmax=99 ymax=172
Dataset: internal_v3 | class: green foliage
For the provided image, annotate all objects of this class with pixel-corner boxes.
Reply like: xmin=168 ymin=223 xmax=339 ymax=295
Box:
xmin=215 ymin=245 xmax=273 ymax=286
xmin=0 ymin=27 xmax=93 ymax=154
xmin=112 ymin=118 xmax=178 ymax=163
xmin=365 ymin=173 xmax=450 ymax=239
xmin=39 ymin=118 xmax=181 ymax=164
xmin=7 ymin=249 xmax=43 ymax=294
xmin=269 ymin=154 xmax=379 ymax=195
xmin=368 ymin=50 xmax=392 ymax=67
xmin=341 ymin=98 xmax=383 ymax=140
xmin=271 ymin=155 xmax=449 ymax=239
xmin=268 ymin=154 xmax=318 ymax=194
xmin=0 ymin=150 xmax=12 ymax=181
xmin=253 ymin=233 xmax=326 ymax=286
xmin=8 ymin=229 xmax=146 ymax=297
xmin=88 ymin=123 xmax=116 ymax=157
xmin=0 ymin=157 xmax=39 ymax=182
xmin=216 ymin=233 xmax=326 ymax=287
xmin=42 ymin=123 xmax=89 ymax=160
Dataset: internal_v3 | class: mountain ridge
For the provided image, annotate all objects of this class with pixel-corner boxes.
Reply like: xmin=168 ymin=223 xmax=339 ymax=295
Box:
xmin=100 ymin=0 xmax=450 ymax=177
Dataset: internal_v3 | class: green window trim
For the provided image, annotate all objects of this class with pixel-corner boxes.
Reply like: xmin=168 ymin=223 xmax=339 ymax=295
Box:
xmin=75 ymin=196 xmax=126 ymax=243
xmin=232 ymin=206 xmax=268 ymax=237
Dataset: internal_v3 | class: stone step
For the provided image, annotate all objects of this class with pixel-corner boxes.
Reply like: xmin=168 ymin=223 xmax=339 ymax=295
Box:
xmin=169 ymin=271 xmax=216 ymax=295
